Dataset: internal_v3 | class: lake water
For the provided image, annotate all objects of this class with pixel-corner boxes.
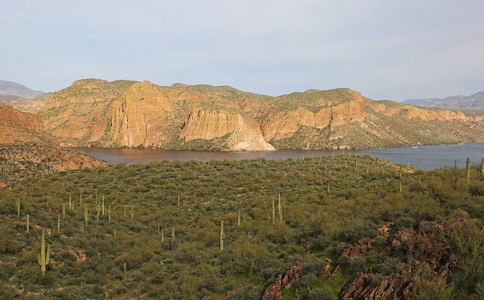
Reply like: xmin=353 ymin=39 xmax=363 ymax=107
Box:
xmin=76 ymin=142 xmax=484 ymax=171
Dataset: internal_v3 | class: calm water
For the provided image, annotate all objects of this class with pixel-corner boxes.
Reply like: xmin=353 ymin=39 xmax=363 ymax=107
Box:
xmin=76 ymin=143 xmax=484 ymax=171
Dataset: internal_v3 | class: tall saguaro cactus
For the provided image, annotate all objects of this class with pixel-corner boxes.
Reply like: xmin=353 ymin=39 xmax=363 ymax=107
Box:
xmin=272 ymin=198 xmax=275 ymax=224
xmin=481 ymin=158 xmax=484 ymax=176
xmin=278 ymin=193 xmax=282 ymax=222
xmin=466 ymin=158 xmax=471 ymax=182
xmin=220 ymin=221 xmax=225 ymax=251
xmin=38 ymin=230 xmax=50 ymax=276
xmin=16 ymin=198 xmax=21 ymax=218
xmin=85 ymin=204 xmax=88 ymax=231
xmin=102 ymin=195 xmax=105 ymax=216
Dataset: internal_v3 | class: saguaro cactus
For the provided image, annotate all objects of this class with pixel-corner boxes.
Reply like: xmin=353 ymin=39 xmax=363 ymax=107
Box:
xmin=466 ymin=158 xmax=471 ymax=182
xmin=85 ymin=204 xmax=88 ymax=231
xmin=38 ymin=230 xmax=50 ymax=276
xmin=481 ymin=158 xmax=484 ymax=176
xmin=16 ymin=198 xmax=21 ymax=218
xmin=272 ymin=198 xmax=275 ymax=224
xmin=220 ymin=221 xmax=225 ymax=251
xmin=278 ymin=193 xmax=282 ymax=222
xmin=102 ymin=195 xmax=105 ymax=217
xmin=123 ymin=262 xmax=127 ymax=281
xmin=26 ymin=214 xmax=30 ymax=233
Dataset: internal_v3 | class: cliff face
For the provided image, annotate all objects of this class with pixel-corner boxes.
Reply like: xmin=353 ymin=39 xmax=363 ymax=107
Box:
xmin=109 ymin=81 xmax=175 ymax=148
xmin=39 ymin=80 xmax=484 ymax=151
xmin=179 ymin=109 xmax=275 ymax=151
xmin=0 ymin=102 xmax=55 ymax=144
xmin=38 ymin=79 xmax=138 ymax=146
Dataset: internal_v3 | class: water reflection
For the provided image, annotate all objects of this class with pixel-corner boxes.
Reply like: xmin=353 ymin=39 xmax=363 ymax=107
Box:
xmin=76 ymin=142 xmax=484 ymax=171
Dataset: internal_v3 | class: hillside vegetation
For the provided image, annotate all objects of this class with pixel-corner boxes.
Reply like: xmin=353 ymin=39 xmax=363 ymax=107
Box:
xmin=0 ymin=143 xmax=108 ymax=187
xmin=1 ymin=155 xmax=483 ymax=299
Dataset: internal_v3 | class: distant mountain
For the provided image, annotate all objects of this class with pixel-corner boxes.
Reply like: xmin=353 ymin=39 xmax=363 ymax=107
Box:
xmin=0 ymin=81 xmax=50 ymax=113
xmin=38 ymin=78 xmax=484 ymax=151
xmin=0 ymin=80 xmax=43 ymax=98
xmin=3 ymin=93 xmax=52 ymax=113
xmin=404 ymin=92 xmax=484 ymax=111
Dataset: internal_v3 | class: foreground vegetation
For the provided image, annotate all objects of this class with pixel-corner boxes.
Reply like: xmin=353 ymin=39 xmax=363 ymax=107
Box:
xmin=0 ymin=154 xmax=483 ymax=299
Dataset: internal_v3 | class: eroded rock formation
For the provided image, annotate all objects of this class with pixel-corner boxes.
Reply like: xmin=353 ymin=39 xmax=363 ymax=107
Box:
xmin=263 ymin=261 xmax=304 ymax=300
xmin=38 ymin=79 xmax=484 ymax=151
xmin=338 ymin=221 xmax=458 ymax=300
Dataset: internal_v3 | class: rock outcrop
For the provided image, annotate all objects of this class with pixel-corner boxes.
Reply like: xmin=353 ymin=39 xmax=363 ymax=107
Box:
xmin=38 ymin=79 xmax=484 ymax=151
xmin=338 ymin=221 xmax=458 ymax=300
xmin=263 ymin=261 xmax=304 ymax=300
xmin=0 ymin=102 xmax=54 ymax=144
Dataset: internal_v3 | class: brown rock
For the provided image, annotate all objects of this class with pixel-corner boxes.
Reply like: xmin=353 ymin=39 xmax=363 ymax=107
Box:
xmin=339 ymin=221 xmax=460 ymax=300
xmin=263 ymin=262 xmax=304 ymax=300
xmin=0 ymin=102 xmax=55 ymax=144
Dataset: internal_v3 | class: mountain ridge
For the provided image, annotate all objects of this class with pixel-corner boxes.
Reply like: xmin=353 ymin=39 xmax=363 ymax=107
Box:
xmin=0 ymin=80 xmax=43 ymax=98
xmin=404 ymin=91 xmax=484 ymax=111
xmin=37 ymin=79 xmax=484 ymax=151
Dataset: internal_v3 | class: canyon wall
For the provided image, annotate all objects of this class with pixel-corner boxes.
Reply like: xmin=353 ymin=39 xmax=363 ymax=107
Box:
xmin=38 ymin=80 xmax=484 ymax=151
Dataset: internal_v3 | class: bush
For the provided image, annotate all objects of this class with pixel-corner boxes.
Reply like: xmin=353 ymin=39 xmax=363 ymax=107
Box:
xmin=307 ymin=287 xmax=336 ymax=300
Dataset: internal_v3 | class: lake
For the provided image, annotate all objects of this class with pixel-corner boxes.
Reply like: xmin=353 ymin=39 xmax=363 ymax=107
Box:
xmin=76 ymin=142 xmax=484 ymax=171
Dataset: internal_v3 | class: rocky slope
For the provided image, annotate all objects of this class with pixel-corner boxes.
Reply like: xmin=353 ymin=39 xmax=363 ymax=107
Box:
xmin=337 ymin=220 xmax=463 ymax=300
xmin=404 ymin=91 xmax=484 ymax=111
xmin=0 ymin=143 xmax=108 ymax=187
xmin=0 ymin=102 xmax=107 ymax=186
xmin=39 ymin=79 xmax=484 ymax=151
xmin=0 ymin=102 xmax=55 ymax=144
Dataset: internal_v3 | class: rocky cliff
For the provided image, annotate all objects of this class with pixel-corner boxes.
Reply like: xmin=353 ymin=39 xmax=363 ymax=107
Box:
xmin=39 ymin=79 xmax=484 ymax=151
xmin=0 ymin=102 xmax=55 ymax=144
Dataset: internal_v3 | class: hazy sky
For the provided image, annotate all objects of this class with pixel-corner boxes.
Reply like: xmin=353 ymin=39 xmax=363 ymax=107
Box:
xmin=1 ymin=0 xmax=484 ymax=101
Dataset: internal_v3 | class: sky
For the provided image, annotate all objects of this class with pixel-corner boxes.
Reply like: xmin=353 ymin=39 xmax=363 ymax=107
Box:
xmin=1 ymin=0 xmax=484 ymax=101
